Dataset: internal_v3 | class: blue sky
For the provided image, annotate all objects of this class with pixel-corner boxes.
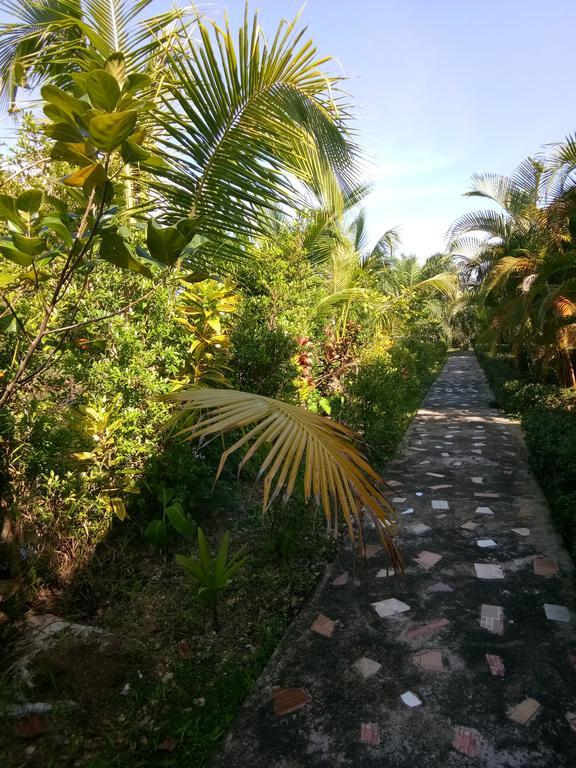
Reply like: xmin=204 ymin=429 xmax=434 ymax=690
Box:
xmin=2 ymin=1 xmax=574 ymax=258
xmin=217 ymin=0 xmax=576 ymax=258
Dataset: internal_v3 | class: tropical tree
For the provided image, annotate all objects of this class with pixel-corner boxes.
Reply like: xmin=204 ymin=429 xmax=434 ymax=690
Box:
xmin=0 ymin=5 xmax=402 ymax=562
xmin=449 ymin=146 xmax=576 ymax=386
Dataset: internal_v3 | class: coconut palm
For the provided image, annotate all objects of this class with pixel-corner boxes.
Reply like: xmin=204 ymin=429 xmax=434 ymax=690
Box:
xmin=0 ymin=0 xmax=188 ymax=110
xmin=449 ymin=147 xmax=576 ymax=385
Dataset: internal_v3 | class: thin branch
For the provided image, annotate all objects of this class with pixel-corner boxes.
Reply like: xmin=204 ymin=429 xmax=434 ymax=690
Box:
xmin=0 ymin=290 xmax=31 ymax=340
xmin=43 ymin=286 xmax=158 ymax=336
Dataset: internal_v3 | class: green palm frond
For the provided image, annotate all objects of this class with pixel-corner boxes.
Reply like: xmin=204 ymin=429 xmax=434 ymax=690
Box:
xmin=167 ymin=387 xmax=401 ymax=566
xmin=152 ymin=10 xmax=359 ymax=266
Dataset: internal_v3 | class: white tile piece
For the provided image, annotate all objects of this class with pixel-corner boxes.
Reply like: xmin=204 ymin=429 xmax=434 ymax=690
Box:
xmin=512 ymin=528 xmax=530 ymax=537
xmin=435 ymin=514 xmax=447 ymax=520
xmin=400 ymin=508 xmax=414 ymax=515
xmin=418 ymin=460 xmax=431 ymax=465
xmin=431 ymin=500 xmax=449 ymax=510
xmin=392 ymin=497 xmax=407 ymax=504
xmin=475 ymin=563 xmax=505 ymax=580
xmin=376 ymin=568 xmax=396 ymax=578
xmin=426 ymin=473 xmax=445 ymax=478
xmin=410 ymin=523 xmax=431 ymax=534
xmin=354 ymin=656 xmax=382 ymax=678
xmin=477 ymin=539 xmax=497 ymax=548
xmin=471 ymin=477 xmax=483 ymax=484
xmin=415 ymin=492 xmax=424 ymax=497
xmin=471 ymin=448 xmax=482 ymax=454
xmin=441 ymin=452 xmax=450 ymax=457
xmin=386 ymin=479 xmax=402 ymax=487
xmin=430 ymin=484 xmax=452 ymax=490
xmin=461 ymin=521 xmax=478 ymax=531
xmin=400 ymin=691 xmax=422 ymax=707
xmin=544 ymin=604 xmax=571 ymax=623
xmin=372 ymin=598 xmax=410 ymax=618
xmin=475 ymin=506 xmax=494 ymax=516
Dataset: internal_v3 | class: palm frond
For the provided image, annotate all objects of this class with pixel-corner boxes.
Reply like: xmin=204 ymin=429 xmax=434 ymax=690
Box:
xmin=152 ymin=10 xmax=359 ymax=265
xmin=167 ymin=388 xmax=401 ymax=566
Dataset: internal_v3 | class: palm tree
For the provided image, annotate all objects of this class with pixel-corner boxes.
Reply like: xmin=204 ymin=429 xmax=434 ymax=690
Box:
xmin=0 ymin=0 xmax=188 ymax=111
xmin=449 ymin=149 xmax=576 ymax=386
xmin=0 ymin=4 xmax=400 ymax=559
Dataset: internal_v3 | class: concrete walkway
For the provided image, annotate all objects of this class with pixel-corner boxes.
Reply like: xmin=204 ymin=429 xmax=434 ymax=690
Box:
xmin=214 ymin=352 xmax=576 ymax=767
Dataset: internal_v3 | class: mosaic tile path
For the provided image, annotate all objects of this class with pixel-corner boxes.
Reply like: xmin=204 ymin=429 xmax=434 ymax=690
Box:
xmin=214 ymin=352 xmax=576 ymax=767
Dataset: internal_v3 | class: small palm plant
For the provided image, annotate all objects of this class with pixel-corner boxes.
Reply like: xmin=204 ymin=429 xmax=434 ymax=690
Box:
xmin=176 ymin=528 xmax=247 ymax=630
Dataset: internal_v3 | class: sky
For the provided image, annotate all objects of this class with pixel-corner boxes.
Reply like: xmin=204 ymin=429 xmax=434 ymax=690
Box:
xmin=214 ymin=0 xmax=576 ymax=258
xmin=2 ymin=0 xmax=575 ymax=258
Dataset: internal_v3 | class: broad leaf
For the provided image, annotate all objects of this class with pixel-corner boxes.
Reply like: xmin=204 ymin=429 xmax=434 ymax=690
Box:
xmin=99 ymin=231 xmax=152 ymax=278
xmin=89 ymin=110 xmax=137 ymax=151
xmin=86 ymin=68 xmax=121 ymax=111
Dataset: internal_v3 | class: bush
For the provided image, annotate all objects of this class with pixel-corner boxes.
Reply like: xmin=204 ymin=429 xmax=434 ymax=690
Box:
xmin=478 ymin=347 xmax=576 ymax=559
xmin=335 ymin=339 xmax=447 ymax=461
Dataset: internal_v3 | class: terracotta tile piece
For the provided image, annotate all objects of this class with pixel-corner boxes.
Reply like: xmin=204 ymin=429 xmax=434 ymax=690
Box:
xmin=273 ymin=687 xmax=311 ymax=716
xmin=310 ymin=613 xmax=336 ymax=638
xmin=566 ymin=712 xmax=576 ymax=733
xmin=359 ymin=722 xmax=380 ymax=746
xmin=406 ymin=618 xmax=450 ymax=639
xmin=507 ymin=697 xmax=541 ymax=725
xmin=412 ymin=649 xmax=445 ymax=672
xmin=414 ymin=550 xmax=442 ymax=570
xmin=452 ymin=726 xmax=481 ymax=758
xmin=486 ymin=653 xmax=505 ymax=677
xmin=332 ymin=571 xmax=349 ymax=586
xmin=363 ymin=544 xmax=382 ymax=558
xmin=533 ymin=557 xmax=559 ymax=577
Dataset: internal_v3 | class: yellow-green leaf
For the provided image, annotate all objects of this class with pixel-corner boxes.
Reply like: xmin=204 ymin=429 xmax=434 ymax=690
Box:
xmin=89 ymin=110 xmax=137 ymax=152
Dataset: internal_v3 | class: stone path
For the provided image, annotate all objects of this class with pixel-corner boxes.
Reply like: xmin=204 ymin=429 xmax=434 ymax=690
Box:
xmin=214 ymin=352 xmax=576 ymax=767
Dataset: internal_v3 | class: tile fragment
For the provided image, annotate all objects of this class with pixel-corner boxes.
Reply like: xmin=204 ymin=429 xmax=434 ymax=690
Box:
xmin=412 ymin=649 xmax=444 ymax=672
xmin=359 ymin=722 xmax=380 ymax=746
xmin=414 ymin=550 xmax=442 ymax=570
xmin=507 ymin=698 xmax=541 ymax=725
xmin=544 ymin=603 xmax=570 ymax=623
xmin=310 ymin=613 xmax=336 ymax=638
xmin=400 ymin=691 xmax=422 ymax=707
xmin=486 ymin=653 xmax=505 ymax=677
xmin=452 ymin=726 xmax=481 ymax=758
xmin=406 ymin=618 xmax=449 ymax=638
xmin=474 ymin=563 xmax=504 ymax=579
xmin=533 ymin=557 xmax=559 ymax=577
xmin=273 ymin=687 xmax=311 ymax=716
xmin=372 ymin=598 xmax=410 ymax=617
xmin=354 ymin=656 xmax=382 ymax=679
xmin=480 ymin=604 xmax=504 ymax=634
xmin=332 ymin=571 xmax=349 ymax=586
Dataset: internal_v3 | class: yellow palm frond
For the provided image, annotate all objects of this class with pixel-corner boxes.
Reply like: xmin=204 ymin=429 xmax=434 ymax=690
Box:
xmin=167 ymin=388 xmax=401 ymax=568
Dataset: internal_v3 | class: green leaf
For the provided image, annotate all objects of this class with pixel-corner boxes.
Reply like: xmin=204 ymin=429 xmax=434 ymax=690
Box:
xmin=99 ymin=231 xmax=153 ymax=278
xmin=122 ymin=73 xmax=151 ymax=95
xmin=214 ymin=532 xmax=230 ymax=584
xmin=41 ymin=216 xmax=73 ymax=247
xmin=105 ymin=53 xmax=127 ymax=88
xmin=41 ymin=84 xmax=88 ymax=119
xmin=146 ymin=219 xmax=187 ymax=266
xmin=110 ymin=497 xmax=128 ymax=521
xmin=145 ymin=519 xmax=169 ymax=549
xmin=0 ymin=272 xmax=18 ymax=287
xmin=166 ymin=504 xmax=196 ymax=541
xmin=0 ymin=243 xmax=34 ymax=266
xmin=89 ymin=110 xmax=137 ymax=151
xmin=86 ymin=69 xmax=121 ymax=111
xmin=120 ymin=139 xmax=150 ymax=164
xmin=44 ymin=122 xmax=84 ymax=143
xmin=0 ymin=313 xmax=18 ymax=333
xmin=63 ymin=162 xmax=108 ymax=190
xmin=175 ymin=554 xmax=206 ymax=582
xmin=0 ymin=195 xmax=25 ymax=230
xmin=197 ymin=528 xmax=212 ymax=574
xmin=16 ymin=190 xmax=43 ymax=218
xmin=11 ymin=233 xmax=46 ymax=256
xmin=51 ymin=141 xmax=94 ymax=167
